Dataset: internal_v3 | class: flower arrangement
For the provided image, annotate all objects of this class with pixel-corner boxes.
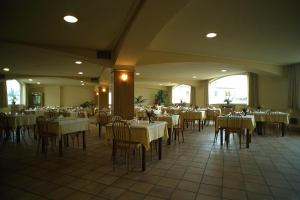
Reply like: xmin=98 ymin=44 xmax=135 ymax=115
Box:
xmin=145 ymin=109 xmax=155 ymax=123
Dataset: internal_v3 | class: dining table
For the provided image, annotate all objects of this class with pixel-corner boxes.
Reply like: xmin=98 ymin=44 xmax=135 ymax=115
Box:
xmin=180 ymin=111 xmax=206 ymax=131
xmin=47 ymin=117 xmax=89 ymax=156
xmin=7 ymin=113 xmax=37 ymax=143
xmin=105 ymin=120 xmax=168 ymax=171
xmin=216 ymin=115 xmax=256 ymax=148
xmin=253 ymin=111 xmax=289 ymax=136
xmin=156 ymin=114 xmax=179 ymax=144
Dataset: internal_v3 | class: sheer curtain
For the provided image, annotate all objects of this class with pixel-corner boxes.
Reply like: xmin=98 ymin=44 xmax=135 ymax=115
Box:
xmin=248 ymin=72 xmax=259 ymax=108
xmin=0 ymin=80 xmax=8 ymax=108
xmin=288 ymin=64 xmax=300 ymax=111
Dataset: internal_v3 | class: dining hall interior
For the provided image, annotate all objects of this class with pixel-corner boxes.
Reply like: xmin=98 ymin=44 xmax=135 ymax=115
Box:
xmin=0 ymin=0 xmax=300 ymax=199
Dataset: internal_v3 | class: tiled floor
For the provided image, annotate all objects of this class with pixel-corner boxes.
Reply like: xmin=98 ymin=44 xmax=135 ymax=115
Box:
xmin=1 ymin=124 xmax=300 ymax=200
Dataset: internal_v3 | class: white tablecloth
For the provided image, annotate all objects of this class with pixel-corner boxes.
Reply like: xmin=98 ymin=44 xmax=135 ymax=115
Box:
xmin=253 ymin=112 xmax=289 ymax=124
xmin=7 ymin=114 xmax=37 ymax=129
xmin=106 ymin=121 xmax=168 ymax=150
xmin=216 ymin=115 xmax=256 ymax=132
xmin=157 ymin=114 xmax=179 ymax=129
xmin=48 ymin=118 xmax=89 ymax=138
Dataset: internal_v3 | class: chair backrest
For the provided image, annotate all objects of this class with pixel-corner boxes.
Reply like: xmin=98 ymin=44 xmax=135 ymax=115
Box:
xmin=207 ymin=109 xmax=219 ymax=120
xmin=112 ymin=120 xmax=132 ymax=145
xmin=36 ymin=116 xmax=48 ymax=136
xmin=0 ymin=112 xmax=8 ymax=129
xmin=226 ymin=114 xmax=243 ymax=130
xmin=222 ymin=107 xmax=234 ymax=115
xmin=98 ymin=111 xmax=109 ymax=124
xmin=111 ymin=115 xmax=122 ymax=122
xmin=267 ymin=111 xmax=281 ymax=122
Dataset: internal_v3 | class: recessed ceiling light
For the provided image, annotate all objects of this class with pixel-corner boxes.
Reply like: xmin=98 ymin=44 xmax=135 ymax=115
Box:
xmin=75 ymin=61 xmax=82 ymax=64
xmin=192 ymin=76 xmax=197 ymax=79
xmin=135 ymin=72 xmax=140 ymax=76
xmin=81 ymin=83 xmax=85 ymax=86
xmin=28 ymin=79 xmax=33 ymax=81
xmin=159 ymin=84 xmax=163 ymax=86
xmin=78 ymin=72 xmax=84 ymax=75
xmin=37 ymin=82 xmax=41 ymax=85
xmin=80 ymin=80 xmax=84 ymax=83
xmin=221 ymin=69 xmax=227 ymax=72
xmin=206 ymin=32 xmax=217 ymax=38
xmin=63 ymin=15 xmax=78 ymax=23
xmin=3 ymin=67 xmax=10 ymax=72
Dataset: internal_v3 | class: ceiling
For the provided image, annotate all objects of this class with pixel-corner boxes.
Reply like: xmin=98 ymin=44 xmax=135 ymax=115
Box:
xmin=149 ymin=0 xmax=300 ymax=66
xmin=0 ymin=0 xmax=299 ymax=86
xmin=19 ymin=77 xmax=96 ymax=87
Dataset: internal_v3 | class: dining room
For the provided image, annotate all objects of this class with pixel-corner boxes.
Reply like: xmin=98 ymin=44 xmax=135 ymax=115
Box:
xmin=1 ymin=0 xmax=300 ymax=200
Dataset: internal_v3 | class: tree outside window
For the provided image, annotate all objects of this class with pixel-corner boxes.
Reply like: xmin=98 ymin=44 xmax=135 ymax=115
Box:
xmin=6 ymin=80 xmax=21 ymax=105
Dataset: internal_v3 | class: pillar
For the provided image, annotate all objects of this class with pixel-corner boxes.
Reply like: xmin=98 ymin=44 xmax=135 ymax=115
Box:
xmin=98 ymin=85 xmax=109 ymax=110
xmin=112 ymin=69 xmax=134 ymax=119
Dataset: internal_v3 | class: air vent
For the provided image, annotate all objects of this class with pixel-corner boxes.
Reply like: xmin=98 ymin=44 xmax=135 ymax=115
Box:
xmin=97 ymin=50 xmax=112 ymax=59
xmin=90 ymin=77 xmax=99 ymax=83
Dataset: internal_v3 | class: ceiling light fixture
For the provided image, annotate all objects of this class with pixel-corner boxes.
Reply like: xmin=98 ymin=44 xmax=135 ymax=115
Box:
xmin=28 ymin=79 xmax=33 ymax=81
xmin=192 ymin=76 xmax=197 ymax=79
xmin=80 ymin=80 xmax=84 ymax=83
xmin=63 ymin=15 xmax=78 ymax=23
xmin=221 ymin=69 xmax=227 ymax=72
xmin=37 ymin=82 xmax=41 ymax=85
xmin=3 ymin=67 xmax=10 ymax=72
xmin=75 ymin=61 xmax=82 ymax=64
xmin=206 ymin=32 xmax=217 ymax=38
xmin=78 ymin=71 xmax=84 ymax=75
xmin=135 ymin=72 xmax=140 ymax=76
xmin=159 ymin=84 xmax=163 ymax=86
xmin=81 ymin=83 xmax=85 ymax=86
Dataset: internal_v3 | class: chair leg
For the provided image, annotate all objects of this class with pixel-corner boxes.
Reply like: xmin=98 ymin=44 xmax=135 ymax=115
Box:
xmin=181 ymin=129 xmax=184 ymax=143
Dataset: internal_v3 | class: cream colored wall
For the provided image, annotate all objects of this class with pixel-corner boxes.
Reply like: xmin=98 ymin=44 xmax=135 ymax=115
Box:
xmin=44 ymin=86 xmax=61 ymax=106
xmin=134 ymin=85 xmax=167 ymax=106
xmin=27 ymin=84 xmax=95 ymax=107
xmin=61 ymin=86 xmax=95 ymax=106
xmin=195 ymin=81 xmax=205 ymax=107
xmin=258 ymin=74 xmax=289 ymax=111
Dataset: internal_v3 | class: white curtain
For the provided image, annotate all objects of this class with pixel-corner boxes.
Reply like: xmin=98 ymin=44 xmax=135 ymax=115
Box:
xmin=288 ymin=64 xmax=300 ymax=111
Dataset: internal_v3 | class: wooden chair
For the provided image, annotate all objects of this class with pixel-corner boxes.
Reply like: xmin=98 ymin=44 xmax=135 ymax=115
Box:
xmin=97 ymin=111 xmax=109 ymax=137
xmin=112 ymin=120 xmax=140 ymax=171
xmin=206 ymin=109 xmax=219 ymax=126
xmin=222 ymin=107 xmax=234 ymax=115
xmin=111 ymin=115 xmax=122 ymax=122
xmin=172 ymin=116 xmax=184 ymax=143
xmin=224 ymin=114 xmax=244 ymax=148
xmin=0 ymin=112 xmax=12 ymax=143
xmin=36 ymin=116 xmax=57 ymax=155
xmin=265 ymin=111 xmax=282 ymax=135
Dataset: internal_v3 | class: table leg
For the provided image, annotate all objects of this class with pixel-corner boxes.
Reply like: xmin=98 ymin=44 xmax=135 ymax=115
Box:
xmin=198 ymin=120 xmax=200 ymax=132
xmin=168 ymin=128 xmax=171 ymax=145
xmin=16 ymin=126 xmax=21 ymax=144
xmin=42 ymin=137 xmax=45 ymax=153
xmin=59 ymin=137 xmax=63 ymax=156
xmin=82 ymin=131 xmax=86 ymax=150
xmin=246 ymin=129 xmax=250 ymax=148
xmin=158 ymin=138 xmax=162 ymax=160
xmin=220 ymin=128 xmax=223 ymax=147
xmin=202 ymin=120 xmax=204 ymax=129
xmin=281 ymin=122 xmax=285 ymax=137
xmin=98 ymin=124 xmax=102 ymax=137
xmin=142 ymin=145 xmax=146 ymax=171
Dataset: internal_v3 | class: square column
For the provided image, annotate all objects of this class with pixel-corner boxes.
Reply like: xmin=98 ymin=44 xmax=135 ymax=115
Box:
xmin=112 ymin=69 xmax=134 ymax=119
xmin=97 ymin=85 xmax=109 ymax=110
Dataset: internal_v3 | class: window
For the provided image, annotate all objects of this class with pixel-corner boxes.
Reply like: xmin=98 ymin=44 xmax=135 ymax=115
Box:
xmin=6 ymin=79 xmax=21 ymax=105
xmin=109 ymin=91 xmax=112 ymax=107
xmin=209 ymin=75 xmax=248 ymax=104
xmin=172 ymin=84 xmax=191 ymax=104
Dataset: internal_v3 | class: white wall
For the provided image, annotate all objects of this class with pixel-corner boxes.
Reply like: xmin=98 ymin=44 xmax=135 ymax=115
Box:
xmin=134 ymin=84 xmax=167 ymax=106
xmin=61 ymin=86 xmax=95 ymax=106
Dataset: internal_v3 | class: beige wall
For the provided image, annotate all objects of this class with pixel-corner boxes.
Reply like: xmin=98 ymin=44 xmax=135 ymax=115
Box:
xmin=134 ymin=84 xmax=167 ymax=106
xmin=258 ymin=74 xmax=289 ymax=111
xmin=27 ymin=84 xmax=96 ymax=107
xmin=61 ymin=86 xmax=95 ymax=106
